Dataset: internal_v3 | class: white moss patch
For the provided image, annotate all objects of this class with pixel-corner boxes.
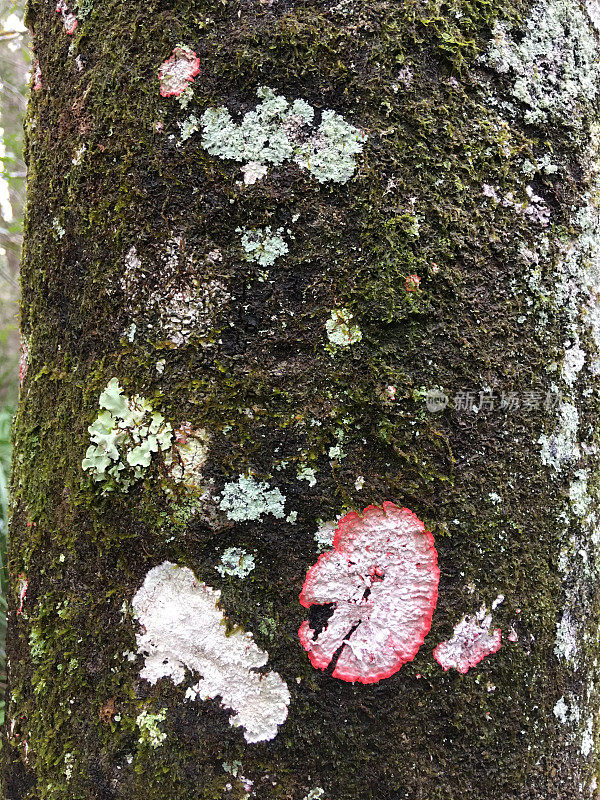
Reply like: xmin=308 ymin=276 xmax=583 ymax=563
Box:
xmin=216 ymin=547 xmax=256 ymax=578
xmin=82 ymin=379 xmax=173 ymax=492
xmin=133 ymin=562 xmax=290 ymax=743
xmin=485 ymin=0 xmax=600 ymax=126
xmin=219 ymin=475 xmax=286 ymax=522
xmin=237 ymin=226 xmax=289 ymax=267
xmin=200 ymin=86 xmax=366 ymax=184
xmin=325 ymin=308 xmax=362 ymax=348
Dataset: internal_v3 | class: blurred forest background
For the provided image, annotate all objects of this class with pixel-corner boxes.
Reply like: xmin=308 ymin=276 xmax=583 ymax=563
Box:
xmin=0 ymin=0 xmax=28 ymax=727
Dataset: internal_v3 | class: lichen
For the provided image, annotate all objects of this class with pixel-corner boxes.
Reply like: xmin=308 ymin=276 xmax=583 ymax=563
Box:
xmin=237 ymin=226 xmax=289 ymax=267
xmin=325 ymin=308 xmax=362 ymax=349
xmin=81 ymin=378 xmax=173 ymax=492
xmin=136 ymin=708 xmax=167 ymax=749
xmin=218 ymin=475 xmax=286 ymax=522
xmin=132 ymin=562 xmax=290 ymax=743
xmin=216 ymin=547 xmax=256 ymax=578
xmin=484 ymin=0 xmax=600 ymax=126
xmin=200 ymin=86 xmax=366 ymax=184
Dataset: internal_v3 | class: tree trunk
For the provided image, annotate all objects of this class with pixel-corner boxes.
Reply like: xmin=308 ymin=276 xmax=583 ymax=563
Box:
xmin=4 ymin=0 xmax=600 ymax=797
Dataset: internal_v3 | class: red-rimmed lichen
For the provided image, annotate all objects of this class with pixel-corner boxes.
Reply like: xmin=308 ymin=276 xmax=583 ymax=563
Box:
xmin=54 ymin=0 xmax=77 ymax=34
xmin=299 ymin=502 xmax=440 ymax=684
xmin=158 ymin=46 xmax=200 ymax=98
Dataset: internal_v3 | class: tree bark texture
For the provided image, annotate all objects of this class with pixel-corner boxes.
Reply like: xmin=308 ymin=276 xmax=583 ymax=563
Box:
xmin=4 ymin=0 xmax=600 ymax=798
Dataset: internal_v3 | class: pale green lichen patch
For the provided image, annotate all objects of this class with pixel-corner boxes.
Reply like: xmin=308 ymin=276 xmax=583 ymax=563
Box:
xmin=200 ymin=86 xmax=366 ymax=184
xmin=297 ymin=465 xmax=317 ymax=487
xmin=136 ymin=708 xmax=167 ymax=749
xmin=218 ymin=475 xmax=286 ymax=522
xmin=484 ymin=0 xmax=600 ymax=126
xmin=304 ymin=789 xmax=325 ymax=800
xmin=325 ymin=308 xmax=362 ymax=349
xmin=216 ymin=547 xmax=256 ymax=578
xmin=81 ymin=378 xmax=173 ymax=492
xmin=237 ymin=226 xmax=289 ymax=267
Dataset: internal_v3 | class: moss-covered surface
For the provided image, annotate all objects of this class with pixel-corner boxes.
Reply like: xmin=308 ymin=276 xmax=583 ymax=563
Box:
xmin=3 ymin=0 xmax=600 ymax=797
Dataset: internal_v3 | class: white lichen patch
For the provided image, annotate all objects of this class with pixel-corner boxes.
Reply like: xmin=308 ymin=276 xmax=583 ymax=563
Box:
xmin=136 ymin=708 xmax=167 ymax=748
xmin=562 ymin=338 xmax=586 ymax=386
xmin=485 ymin=0 xmax=600 ymax=126
xmin=133 ymin=562 xmax=290 ymax=743
xmin=157 ymin=281 xmax=229 ymax=346
xmin=219 ymin=475 xmax=286 ymax=522
xmin=200 ymin=86 xmax=366 ymax=184
xmin=569 ymin=469 xmax=592 ymax=518
xmin=55 ymin=0 xmax=77 ymax=34
xmin=216 ymin=547 xmax=256 ymax=578
xmin=555 ymin=608 xmax=579 ymax=665
xmin=554 ymin=695 xmax=570 ymax=724
xmin=158 ymin=46 xmax=200 ymax=98
xmin=538 ymin=401 xmax=579 ymax=471
xmin=482 ymin=183 xmax=550 ymax=226
xmin=237 ymin=226 xmax=289 ymax=267
xmin=304 ymin=790 xmax=325 ymax=800
xmin=433 ymin=603 xmax=502 ymax=674
xmin=581 ymin=714 xmax=594 ymax=756
xmin=120 ymin=239 xmax=230 ymax=347
xmin=241 ymin=161 xmax=268 ymax=184
xmin=82 ymin=379 xmax=173 ymax=492
xmin=325 ymin=308 xmax=362 ymax=349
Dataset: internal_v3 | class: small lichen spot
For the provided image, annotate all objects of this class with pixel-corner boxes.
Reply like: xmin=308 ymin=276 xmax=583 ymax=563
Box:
xmin=325 ymin=308 xmax=362 ymax=349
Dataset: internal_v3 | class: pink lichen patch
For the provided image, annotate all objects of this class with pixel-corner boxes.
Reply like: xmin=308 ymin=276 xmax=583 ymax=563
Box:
xmin=158 ymin=47 xmax=200 ymax=98
xmin=433 ymin=605 xmax=501 ymax=674
xmin=299 ymin=502 xmax=440 ymax=684
xmin=405 ymin=274 xmax=421 ymax=292
xmin=55 ymin=0 xmax=77 ymax=34
xmin=17 ymin=574 xmax=28 ymax=615
xmin=32 ymin=61 xmax=42 ymax=91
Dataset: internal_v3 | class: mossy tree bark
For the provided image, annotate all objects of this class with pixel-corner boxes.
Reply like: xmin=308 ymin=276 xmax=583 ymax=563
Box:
xmin=3 ymin=0 xmax=600 ymax=797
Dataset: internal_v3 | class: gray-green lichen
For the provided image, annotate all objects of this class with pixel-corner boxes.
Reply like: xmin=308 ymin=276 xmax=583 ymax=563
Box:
xmin=237 ymin=226 xmax=289 ymax=267
xmin=215 ymin=547 xmax=256 ymax=578
xmin=485 ymin=0 xmax=600 ymax=125
xmin=136 ymin=709 xmax=167 ymax=749
xmin=218 ymin=475 xmax=286 ymax=522
xmin=200 ymin=86 xmax=366 ymax=183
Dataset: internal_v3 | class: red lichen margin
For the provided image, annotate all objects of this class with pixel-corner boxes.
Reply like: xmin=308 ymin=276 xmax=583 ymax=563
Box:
xmin=158 ymin=46 xmax=201 ymax=98
xmin=32 ymin=61 xmax=42 ymax=91
xmin=433 ymin=605 xmax=502 ymax=674
xmin=17 ymin=574 xmax=28 ymax=615
xmin=298 ymin=502 xmax=440 ymax=684
xmin=55 ymin=0 xmax=77 ymax=34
